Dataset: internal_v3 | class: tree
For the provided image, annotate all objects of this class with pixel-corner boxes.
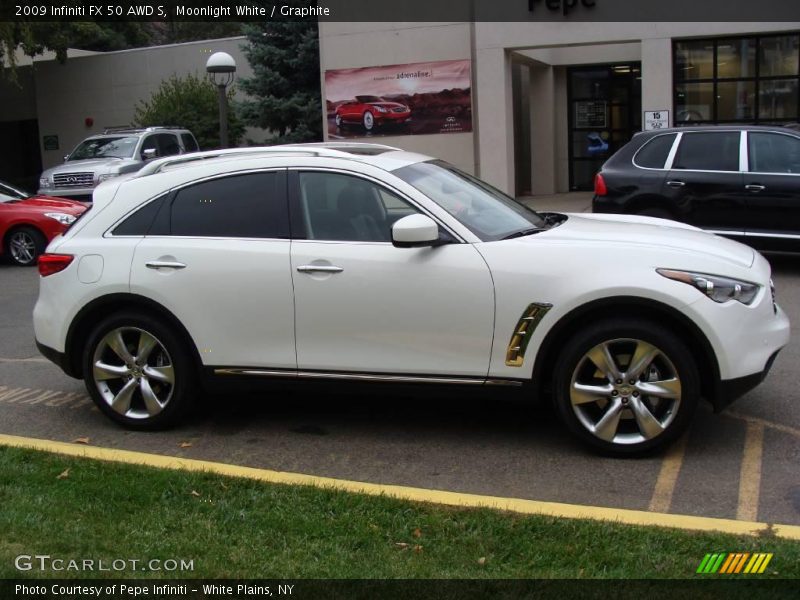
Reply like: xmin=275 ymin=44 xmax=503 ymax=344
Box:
xmin=133 ymin=74 xmax=244 ymax=150
xmin=238 ymin=21 xmax=322 ymax=143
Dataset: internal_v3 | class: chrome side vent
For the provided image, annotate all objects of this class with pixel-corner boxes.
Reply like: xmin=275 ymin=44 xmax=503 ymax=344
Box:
xmin=505 ymin=302 xmax=552 ymax=367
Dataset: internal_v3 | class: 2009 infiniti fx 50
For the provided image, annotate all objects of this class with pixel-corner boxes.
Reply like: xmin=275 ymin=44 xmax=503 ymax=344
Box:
xmin=33 ymin=143 xmax=790 ymax=455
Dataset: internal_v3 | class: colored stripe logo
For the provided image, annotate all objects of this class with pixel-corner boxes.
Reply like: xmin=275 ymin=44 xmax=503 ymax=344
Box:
xmin=696 ymin=552 xmax=773 ymax=574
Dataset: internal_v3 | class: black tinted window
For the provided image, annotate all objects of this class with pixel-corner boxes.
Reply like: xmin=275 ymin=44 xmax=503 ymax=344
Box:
xmin=749 ymin=132 xmax=800 ymax=173
xmin=181 ymin=133 xmax=199 ymax=152
xmin=170 ymin=172 xmax=288 ymax=238
xmin=634 ymin=134 xmax=677 ymax=169
xmin=156 ymin=134 xmax=181 ymax=157
xmin=113 ymin=196 xmax=165 ymax=236
xmin=672 ymin=132 xmax=741 ymax=171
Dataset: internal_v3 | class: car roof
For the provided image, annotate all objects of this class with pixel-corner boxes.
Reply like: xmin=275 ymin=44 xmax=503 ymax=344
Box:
xmin=134 ymin=143 xmax=435 ymax=179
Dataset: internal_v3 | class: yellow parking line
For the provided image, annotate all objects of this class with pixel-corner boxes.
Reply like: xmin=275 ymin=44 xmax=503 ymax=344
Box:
xmin=1 ymin=432 xmax=798 ymax=540
xmin=648 ymin=433 xmax=688 ymax=513
xmin=737 ymin=421 xmax=764 ymax=522
xmin=727 ymin=410 xmax=800 ymax=440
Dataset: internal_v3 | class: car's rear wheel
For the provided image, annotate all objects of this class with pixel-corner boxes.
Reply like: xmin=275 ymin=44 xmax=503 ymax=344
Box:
xmin=553 ymin=318 xmax=699 ymax=456
xmin=5 ymin=226 xmax=46 ymax=266
xmin=363 ymin=111 xmax=375 ymax=131
xmin=83 ymin=311 xmax=195 ymax=430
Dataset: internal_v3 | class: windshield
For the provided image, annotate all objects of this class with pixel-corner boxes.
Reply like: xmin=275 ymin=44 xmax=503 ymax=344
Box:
xmin=68 ymin=136 xmax=138 ymax=160
xmin=0 ymin=181 xmax=29 ymax=202
xmin=356 ymin=95 xmax=384 ymax=103
xmin=393 ymin=160 xmax=545 ymax=241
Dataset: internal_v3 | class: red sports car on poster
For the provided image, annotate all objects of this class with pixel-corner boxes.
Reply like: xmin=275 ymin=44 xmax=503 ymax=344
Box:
xmin=334 ymin=95 xmax=412 ymax=131
xmin=0 ymin=180 xmax=88 ymax=266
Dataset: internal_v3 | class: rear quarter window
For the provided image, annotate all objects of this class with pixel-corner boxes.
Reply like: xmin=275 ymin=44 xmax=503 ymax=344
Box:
xmin=633 ymin=133 xmax=677 ymax=169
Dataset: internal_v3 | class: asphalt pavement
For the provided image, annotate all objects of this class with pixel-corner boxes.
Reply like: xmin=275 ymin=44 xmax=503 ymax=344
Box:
xmin=0 ymin=238 xmax=798 ymax=527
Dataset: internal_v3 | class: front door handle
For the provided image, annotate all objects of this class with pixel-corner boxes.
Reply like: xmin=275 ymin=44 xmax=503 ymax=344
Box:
xmin=297 ymin=265 xmax=344 ymax=274
xmin=666 ymin=180 xmax=686 ymax=188
xmin=745 ymin=184 xmax=766 ymax=192
xmin=146 ymin=261 xmax=187 ymax=270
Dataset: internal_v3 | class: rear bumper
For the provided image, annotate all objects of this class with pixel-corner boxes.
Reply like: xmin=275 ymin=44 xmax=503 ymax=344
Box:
xmin=36 ymin=340 xmax=80 ymax=379
xmin=711 ymin=350 xmax=780 ymax=412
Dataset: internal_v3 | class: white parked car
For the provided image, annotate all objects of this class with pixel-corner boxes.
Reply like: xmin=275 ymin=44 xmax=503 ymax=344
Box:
xmin=33 ymin=143 xmax=790 ymax=455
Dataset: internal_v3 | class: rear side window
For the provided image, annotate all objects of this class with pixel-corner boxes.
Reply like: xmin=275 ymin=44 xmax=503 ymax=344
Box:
xmin=633 ymin=134 xmax=677 ymax=169
xmin=672 ymin=132 xmax=741 ymax=171
xmin=181 ymin=133 xmax=199 ymax=153
xmin=169 ymin=172 xmax=288 ymax=238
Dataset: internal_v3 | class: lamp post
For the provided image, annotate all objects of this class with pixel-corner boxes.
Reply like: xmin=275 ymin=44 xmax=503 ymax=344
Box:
xmin=206 ymin=52 xmax=236 ymax=148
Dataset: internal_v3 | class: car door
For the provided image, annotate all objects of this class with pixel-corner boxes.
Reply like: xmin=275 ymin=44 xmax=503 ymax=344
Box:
xmin=129 ymin=170 xmax=296 ymax=369
xmin=662 ymin=130 xmax=746 ymax=236
xmin=289 ymin=169 xmax=495 ymax=378
xmin=743 ymin=130 xmax=800 ymax=248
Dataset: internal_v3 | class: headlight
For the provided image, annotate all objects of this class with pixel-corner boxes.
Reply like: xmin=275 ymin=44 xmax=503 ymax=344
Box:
xmin=39 ymin=177 xmax=50 ymax=189
xmin=97 ymin=173 xmax=119 ymax=183
xmin=373 ymin=106 xmax=388 ymax=113
xmin=44 ymin=212 xmax=77 ymax=225
xmin=657 ymin=269 xmax=760 ymax=305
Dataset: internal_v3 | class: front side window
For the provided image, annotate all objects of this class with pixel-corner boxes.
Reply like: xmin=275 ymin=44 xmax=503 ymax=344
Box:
xmin=394 ymin=160 xmax=545 ymax=241
xmin=68 ymin=137 xmax=138 ymax=160
xmin=181 ymin=133 xmax=199 ymax=153
xmin=298 ymin=172 xmax=418 ymax=242
xmin=155 ymin=134 xmax=181 ymax=157
xmin=169 ymin=172 xmax=288 ymax=238
xmin=748 ymin=132 xmax=800 ymax=173
xmin=672 ymin=132 xmax=741 ymax=172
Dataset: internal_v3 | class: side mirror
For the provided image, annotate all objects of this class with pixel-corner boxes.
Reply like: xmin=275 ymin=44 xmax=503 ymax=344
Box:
xmin=63 ymin=155 xmax=70 ymax=162
xmin=391 ymin=214 xmax=440 ymax=248
xmin=141 ymin=148 xmax=158 ymax=161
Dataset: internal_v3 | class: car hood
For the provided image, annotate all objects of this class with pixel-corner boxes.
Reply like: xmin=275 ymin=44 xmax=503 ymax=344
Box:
xmin=530 ymin=213 xmax=755 ymax=268
xmin=12 ymin=195 xmax=88 ymax=213
xmin=42 ymin=158 xmax=140 ymax=176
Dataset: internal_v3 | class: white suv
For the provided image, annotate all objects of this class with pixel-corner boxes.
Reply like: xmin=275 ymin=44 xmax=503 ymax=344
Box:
xmin=33 ymin=143 xmax=790 ymax=455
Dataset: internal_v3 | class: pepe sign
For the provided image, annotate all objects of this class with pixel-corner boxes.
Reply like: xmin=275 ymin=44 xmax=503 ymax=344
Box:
xmin=527 ymin=0 xmax=597 ymax=16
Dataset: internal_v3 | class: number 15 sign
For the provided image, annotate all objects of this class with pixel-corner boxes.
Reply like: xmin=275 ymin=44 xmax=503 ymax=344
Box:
xmin=644 ymin=110 xmax=670 ymax=130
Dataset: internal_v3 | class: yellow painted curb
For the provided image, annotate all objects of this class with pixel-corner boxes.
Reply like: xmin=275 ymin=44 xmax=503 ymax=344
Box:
xmin=1 ymin=432 xmax=798 ymax=540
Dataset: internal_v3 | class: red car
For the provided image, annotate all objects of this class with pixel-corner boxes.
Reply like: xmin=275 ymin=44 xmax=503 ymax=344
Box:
xmin=334 ymin=95 xmax=411 ymax=131
xmin=0 ymin=180 xmax=88 ymax=266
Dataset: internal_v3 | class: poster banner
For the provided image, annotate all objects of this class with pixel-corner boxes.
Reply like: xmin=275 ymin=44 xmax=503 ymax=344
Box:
xmin=325 ymin=59 xmax=472 ymax=139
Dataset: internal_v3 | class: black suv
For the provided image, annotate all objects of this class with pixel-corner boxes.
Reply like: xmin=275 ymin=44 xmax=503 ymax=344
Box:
xmin=592 ymin=125 xmax=800 ymax=251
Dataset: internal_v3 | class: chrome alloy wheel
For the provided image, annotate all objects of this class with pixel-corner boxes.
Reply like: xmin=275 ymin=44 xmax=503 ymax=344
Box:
xmin=9 ymin=230 xmax=36 ymax=264
xmin=92 ymin=327 xmax=175 ymax=419
xmin=569 ymin=338 xmax=682 ymax=445
xmin=363 ymin=111 xmax=374 ymax=130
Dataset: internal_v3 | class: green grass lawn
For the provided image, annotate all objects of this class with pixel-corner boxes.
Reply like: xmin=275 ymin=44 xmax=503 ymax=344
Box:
xmin=0 ymin=446 xmax=798 ymax=579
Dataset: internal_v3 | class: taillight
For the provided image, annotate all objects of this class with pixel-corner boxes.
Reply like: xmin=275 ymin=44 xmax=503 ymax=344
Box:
xmin=38 ymin=254 xmax=74 ymax=277
xmin=594 ymin=173 xmax=608 ymax=196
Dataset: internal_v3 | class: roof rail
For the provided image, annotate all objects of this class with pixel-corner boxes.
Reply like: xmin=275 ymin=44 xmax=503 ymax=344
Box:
xmin=102 ymin=125 xmax=185 ymax=134
xmin=279 ymin=142 xmax=402 ymax=152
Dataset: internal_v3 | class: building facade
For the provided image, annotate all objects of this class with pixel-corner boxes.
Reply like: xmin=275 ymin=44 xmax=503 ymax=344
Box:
xmin=320 ymin=22 xmax=800 ymax=195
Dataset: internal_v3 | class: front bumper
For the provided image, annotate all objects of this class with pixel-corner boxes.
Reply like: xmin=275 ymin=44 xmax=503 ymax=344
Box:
xmin=38 ymin=186 xmax=95 ymax=201
xmin=711 ymin=349 xmax=780 ymax=412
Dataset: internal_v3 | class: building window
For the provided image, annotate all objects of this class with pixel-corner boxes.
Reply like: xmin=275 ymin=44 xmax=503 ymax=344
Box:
xmin=674 ymin=33 xmax=800 ymax=126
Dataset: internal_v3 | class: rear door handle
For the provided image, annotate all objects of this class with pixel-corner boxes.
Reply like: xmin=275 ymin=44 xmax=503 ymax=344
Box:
xmin=146 ymin=261 xmax=187 ymax=270
xmin=666 ymin=180 xmax=686 ymax=188
xmin=297 ymin=265 xmax=344 ymax=274
xmin=745 ymin=184 xmax=766 ymax=192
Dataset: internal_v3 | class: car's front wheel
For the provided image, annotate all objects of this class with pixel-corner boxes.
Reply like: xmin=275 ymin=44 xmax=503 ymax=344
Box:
xmin=335 ymin=113 xmax=343 ymax=127
xmin=363 ymin=111 xmax=375 ymax=131
xmin=553 ymin=318 xmax=699 ymax=456
xmin=5 ymin=226 xmax=46 ymax=266
xmin=83 ymin=311 xmax=195 ymax=430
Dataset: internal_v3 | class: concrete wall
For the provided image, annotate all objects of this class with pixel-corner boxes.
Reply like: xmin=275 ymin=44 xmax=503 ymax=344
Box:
xmin=33 ymin=37 xmax=265 ymax=169
xmin=319 ymin=22 xmax=475 ymax=174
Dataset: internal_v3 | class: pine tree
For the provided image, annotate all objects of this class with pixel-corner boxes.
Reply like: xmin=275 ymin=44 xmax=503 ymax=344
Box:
xmin=238 ymin=21 xmax=322 ymax=143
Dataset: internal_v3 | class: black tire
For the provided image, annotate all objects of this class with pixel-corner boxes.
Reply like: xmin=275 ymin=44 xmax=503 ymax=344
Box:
xmin=637 ymin=207 xmax=673 ymax=220
xmin=4 ymin=226 xmax=46 ymax=266
xmin=553 ymin=318 xmax=699 ymax=456
xmin=82 ymin=311 xmax=196 ymax=430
